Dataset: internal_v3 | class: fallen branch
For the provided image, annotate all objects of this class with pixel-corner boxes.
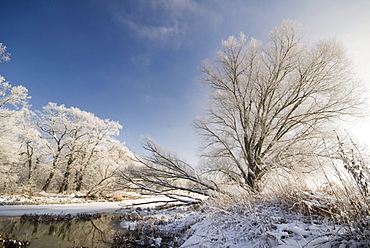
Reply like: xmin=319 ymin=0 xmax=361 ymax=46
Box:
xmin=116 ymin=137 xmax=220 ymax=203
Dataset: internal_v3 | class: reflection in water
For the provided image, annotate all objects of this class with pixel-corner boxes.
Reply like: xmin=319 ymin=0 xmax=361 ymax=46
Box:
xmin=0 ymin=215 xmax=123 ymax=248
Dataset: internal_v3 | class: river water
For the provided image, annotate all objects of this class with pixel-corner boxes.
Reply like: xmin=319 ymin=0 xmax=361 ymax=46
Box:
xmin=0 ymin=214 xmax=124 ymax=247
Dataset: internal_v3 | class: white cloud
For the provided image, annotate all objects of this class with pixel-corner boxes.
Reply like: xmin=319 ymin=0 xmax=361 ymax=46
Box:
xmin=122 ymin=17 xmax=180 ymax=42
xmin=142 ymin=94 xmax=173 ymax=105
xmin=113 ymin=0 xmax=222 ymax=49
xmin=130 ymin=54 xmax=152 ymax=67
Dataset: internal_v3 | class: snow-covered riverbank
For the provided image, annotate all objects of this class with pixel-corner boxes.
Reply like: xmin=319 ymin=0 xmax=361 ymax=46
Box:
xmin=0 ymin=201 xmax=123 ymax=216
xmin=0 ymin=193 xmax=173 ymax=216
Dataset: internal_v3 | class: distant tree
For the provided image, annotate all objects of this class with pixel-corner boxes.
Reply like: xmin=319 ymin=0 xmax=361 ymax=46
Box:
xmin=196 ymin=20 xmax=365 ymax=192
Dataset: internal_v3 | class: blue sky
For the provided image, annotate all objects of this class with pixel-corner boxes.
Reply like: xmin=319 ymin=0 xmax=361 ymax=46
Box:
xmin=1 ymin=0 xmax=370 ymax=164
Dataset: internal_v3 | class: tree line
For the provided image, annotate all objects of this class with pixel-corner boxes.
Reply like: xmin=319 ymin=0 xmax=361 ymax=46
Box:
xmin=0 ymin=48 xmax=132 ymax=194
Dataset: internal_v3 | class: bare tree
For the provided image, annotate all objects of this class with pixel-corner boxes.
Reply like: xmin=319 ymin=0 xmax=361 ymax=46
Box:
xmin=195 ymin=20 xmax=365 ymax=192
xmin=117 ymin=137 xmax=220 ymax=204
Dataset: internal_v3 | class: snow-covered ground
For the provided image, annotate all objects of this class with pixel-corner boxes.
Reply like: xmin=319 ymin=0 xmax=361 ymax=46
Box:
xmin=107 ymin=197 xmax=369 ymax=248
xmin=0 ymin=192 xmax=369 ymax=247
xmin=180 ymin=203 xmax=340 ymax=248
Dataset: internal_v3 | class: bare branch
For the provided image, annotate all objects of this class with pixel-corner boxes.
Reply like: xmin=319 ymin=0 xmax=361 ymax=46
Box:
xmin=117 ymin=137 xmax=222 ymax=203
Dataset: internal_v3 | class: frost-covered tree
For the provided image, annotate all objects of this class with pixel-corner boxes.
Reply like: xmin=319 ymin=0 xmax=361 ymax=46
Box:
xmin=85 ymin=141 xmax=133 ymax=196
xmin=0 ymin=43 xmax=11 ymax=63
xmin=71 ymin=111 xmax=124 ymax=193
xmin=0 ymin=45 xmax=32 ymax=191
xmin=17 ymin=109 xmax=47 ymax=184
xmin=196 ymin=20 xmax=365 ymax=191
xmin=35 ymin=103 xmax=69 ymax=192
xmin=0 ymin=43 xmax=29 ymax=109
xmin=0 ymin=107 xmax=47 ymax=192
xmin=0 ymin=109 xmax=23 ymax=191
xmin=36 ymin=102 xmax=123 ymax=193
xmin=0 ymin=76 xmax=29 ymax=110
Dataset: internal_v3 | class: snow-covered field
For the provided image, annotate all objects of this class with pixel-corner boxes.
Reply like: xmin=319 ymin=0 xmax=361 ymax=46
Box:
xmin=0 ymin=192 xmax=369 ymax=247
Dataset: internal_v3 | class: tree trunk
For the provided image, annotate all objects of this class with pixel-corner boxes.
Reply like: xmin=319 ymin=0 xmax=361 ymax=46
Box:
xmin=41 ymin=171 xmax=54 ymax=192
xmin=27 ymin=156 xmax=32 ymax=180
xmin=58 ymin=171 xmax=70 ymax=193
xmin=42 ymin=154 xmax=59 ymax=192
xmin=244 ymin=150 xmax=263 ymax=192
xmin=246 ymin=170 xmax=258 ymax=192
xmin=26 ymin=144 xmax=33 ymax=180
xmin=59 ymin=157 xmax=73 ymax=193
xmin=76 ymin=144 xmax=98 ymax=191
xmin=75 ymin=161 xmax=90 ymax=192
xmin=75 ymin=166 xmax=86 ymax=192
